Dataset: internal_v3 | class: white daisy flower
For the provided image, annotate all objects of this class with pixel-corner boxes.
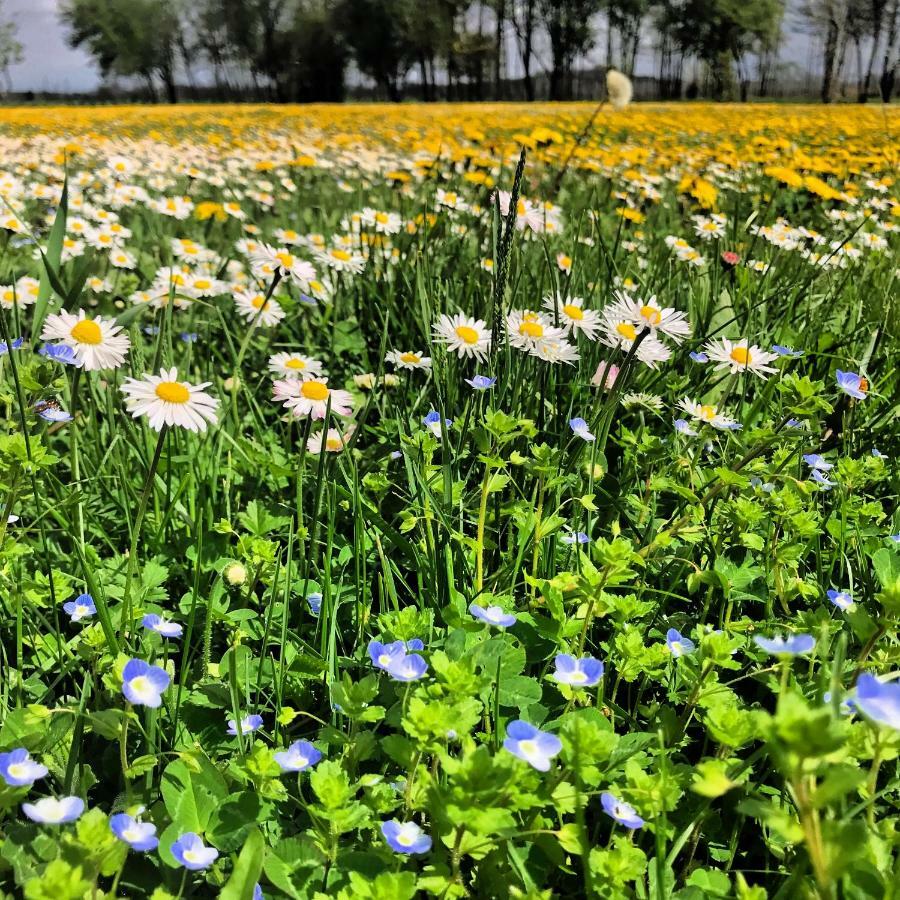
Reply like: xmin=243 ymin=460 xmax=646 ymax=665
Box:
xmin=530 ymin=337 xmax=580 ymax=365
xmin=185 ymin=273 xmax=226 ymax=298
xmin=273 ymin=377 xmax=354 ymax=420
xmin=506 ymin=309 xmax=567 ymax=353
xmin=314 ymin=246 xmax=366 ymax=275
xmin=436 ymin=189 xmax=467 ymax=211
xmin=274 ymin=228 xmax=304 ymax=246
xmin=361 ymin=208 xmax=402 ymax=234
xmin=307 ymin=425 xmax=355 ymax=454
xmin=41 ymin=310 xmax=130 ymax=371
xmin=599 ymin=316 xmax=672 ymax=368
xmin=693 ymin=217 xmax=726 ymax=240
xmin=249 ymin=244 xmax=317 ymax=286
xmin=432 ymin=313 xmax=492 ymax=361
xmin=385 ymin=350 xmax=432 ymax=370
xmin=542 ymin=293 xmax=601 ymax=340
xmin=268 ymin=352 xmax=323 ymax=380
xmin=703 ymin=338 xmax=778 ymax=378
xmin=678 ymin=398 xmax=740 ymax=430
xmin=606 ymin=293 xmax=691 ymax=342
xmin=121 ymin=368 xmax=219 ymax=432
xmin=234 ymin=290 xmax=286 ymax=327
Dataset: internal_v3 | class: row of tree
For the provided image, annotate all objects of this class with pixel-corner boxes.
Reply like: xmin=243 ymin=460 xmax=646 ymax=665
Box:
xmin=47 ymin=0 xmax=900 ymax=103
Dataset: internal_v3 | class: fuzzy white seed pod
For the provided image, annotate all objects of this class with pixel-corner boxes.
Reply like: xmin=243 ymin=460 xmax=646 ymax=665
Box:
xmin=606 ymin=69 xmax=633 ymax=111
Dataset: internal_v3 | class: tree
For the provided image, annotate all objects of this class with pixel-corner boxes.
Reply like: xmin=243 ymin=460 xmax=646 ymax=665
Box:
xmin=0 ymin=0 xmax=23 ymax=95
xmin=537 ymin=0 xmax=603 ymax=99
xmin=510 ymin=0 xmax=537 ymax=99
xmin=61 ymin=0 xmax=183 ymax=102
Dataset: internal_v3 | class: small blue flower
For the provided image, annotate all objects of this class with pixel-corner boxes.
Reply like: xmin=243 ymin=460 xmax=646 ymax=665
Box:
xmin=666 ymin=628 xmax=696 ymax=657
xmin=811 ymin=469 xmax=835 ymax=489
xmin=306 ymin=592 xmax=322 ymax=616
xmin=890 ymin=534 xmax=900 ymax=543
xmin=836 ymin=370 xmax=868 ymax=400
xmin=254 ymin=885 xmax=264 ymax=900
xmin=753 ymin=634 xmax=815 ymax=656
xmin=299 ymin=293 xmax=317 ymax=306
xmin=63 ymin=593 xmax=96 ymax=623
xmin=179 ymin=332 xmax=198 ymax=343
xmin=423 ymin=410 xmax=452 ymax=437
xmin=749 ymin=476 xmax=775 ymax=492
xmin=274 ymin=740 xmax=323 ymax=773
xmin=785 ymin=418 xmax=803 ymax=428
xmin=0 ymin=748 xmax=48 ymax=786
xmin=405 ymin=638 xmax=425 ymax=651
xmin=22 ymin=796 xmax=84 ymax=824
xmin=674 ymin=418 xmax=697 ymax=435
xmin=143 ymin=325 xmax=160 ymax=336
xmin=561 ymin=529 xmax=590 ymax=545
xmin=872 ymin=448 xmax=887 ymax=459
xmin=854 ymin=674 xmax=900 ymax=731
xmin=110 ymin=811 xmax=159 ymax=851
xmin=34 ymin=401 xmax=73 ymax=422
xmin=802 ymin=454 xmax=832 ymax=471
xmin=601 ymin=792 xmax=644 ymax=829
xmin=368 ymin=639 xmax=407 ymax=671
xmin=385 ymin=653 xmax=428 ymax=682
xmin=469 ymin=603 xmax=516 ymax=627
xmin=827 ymin=589 xmax=854 ymax=611
xmin=772 ymin=345 xmax=803 ymax=357
xmin=381 ymin=820 xmax=432 ymax=854
xmin=38 ymin=344 xmax=78 ymax=365
xmin=504 ymin=720 xmax=562 ymax=772
xmin=171 ymin=832 xmax=219 ymax=870
xmin=569 ymin=417 xmax=595 ymax=441
xmin=0 ymin=337 xmax=23 ymax=354
xmin=227 ymin=714 xmax=263 ymax=736
xmin=689 ymin=351 xmax=708 ymax=363
xmin=121 ymin=659 xmax=170 ymax=707
xmin=465 ymin=375 xmax=496 ymax=390
xmin=552 ymin=654 xmax=604 ymax=687
xmin=141 ymin=613 xmax=183 ymax=638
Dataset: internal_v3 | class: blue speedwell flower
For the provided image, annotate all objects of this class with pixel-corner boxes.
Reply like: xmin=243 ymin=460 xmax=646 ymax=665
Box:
xmin=601 ymin=792 xmax=645 ymax=829
xmin=552 ymin=654 xmax=604 ymax=687
xmin=63 ymin=593 xmax=95 ymax=622
xmin=141 ymin=613 xmax=183 ymax=638
xmin=381 ymin=820 xmax=432 ymax=854
xmin=689 ymin=351 xmax=708 ymax=363
xmin=835 ymin=369 xmax=868 ymax=400
xmin=368 ymin=639 xmax=407 ymax=671
xmin=22 ymin=796 xmax=84 ymax=825
xmin=121 ymin=659 xmax=170 ymax=707
xmin=227 ymin=714 xmax=263 ymax=736
xmin=0 ymin=337 xmax=24 ymax=354
xmin=34 ymin=401 xmax=73 ymax=422
xmin=802 ymin=453 xmax=832 ymax=471
xmin=561 ymin=529 xmax=590 ymax=545
xmin=171 ymin=832 xmax=219 ymax=870
xmin=469 ymin=603 xmax=517 ymax=627
xmin=772 ymin=345 xmax=803 ymax=357
xmin=569 ymin=417 xmax=595 ymax=441
xmin=274 ymin=740 xmax=322 ymax=773
xmin=422 ymin=410 xmax=452 ymax=437
xmin=503 ymin=720 xmax=562 ymax=772
xmin=853 ymin=674 xmax=900 ymax=731
xmin=872 ymin=448 xmax=887 ymax=459
xmin=666 ymin=628 xmax=696 ymax=657
xmin=254 ymin=885 xmax=264 ymax=900
xmin=38 ymin=343 xmax=78 ymax=365
xmin=110 ymin=811 xmax=159 ymax=851
xmin=753 ymin=634 xmax=815 ymax=656
xmin=386 ymin=653 xmax=428 ymax=682
xmin=0 ymin=749 xmax=48 ymax=787
xmin=306 ymin=592 xmax=322 ymax=616
xmin=827 ymin=589 xmax=854 ymax=611
xmin=811 ymin=469 xmax=835 ymax=489
xmin=674 ymin=418 xmax=697 ymax=435
xmin=465 ymin=375 xmax=496 ymax=390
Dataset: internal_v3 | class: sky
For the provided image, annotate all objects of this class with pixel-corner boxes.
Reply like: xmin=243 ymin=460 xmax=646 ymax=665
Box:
xmin=6 ymin=0 xmax=100 ymax=92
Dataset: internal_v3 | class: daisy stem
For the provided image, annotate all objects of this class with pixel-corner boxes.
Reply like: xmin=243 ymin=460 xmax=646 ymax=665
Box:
xmin=121 ymin=425 xmax=168 ymax=642
xmin=475 ymin=463 xmax=491 ymax=593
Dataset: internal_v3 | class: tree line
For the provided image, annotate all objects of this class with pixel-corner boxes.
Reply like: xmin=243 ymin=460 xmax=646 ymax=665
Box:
xmin=48 ymin=0 xmax=900 ymax=103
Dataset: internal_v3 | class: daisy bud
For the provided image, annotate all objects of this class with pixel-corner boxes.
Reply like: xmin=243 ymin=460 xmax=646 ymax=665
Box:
xmin=223 ymin=376 xmax=240 ymax=392
xmin=383 ymin=374 xmax=400 ymax=387
xmin=223 ymin=562 xmax=247 ymax=586
xmin=591 ymin=361 xmax=619 ymax=390
xmin=354 ymin=373 xmax=376 ymax=390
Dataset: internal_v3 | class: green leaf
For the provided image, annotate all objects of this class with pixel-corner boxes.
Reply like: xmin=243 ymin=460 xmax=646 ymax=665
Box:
xmin=219 ymin=828 xmax=265 ymax=900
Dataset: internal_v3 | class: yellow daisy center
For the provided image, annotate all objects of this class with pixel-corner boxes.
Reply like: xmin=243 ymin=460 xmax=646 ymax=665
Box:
xmin=400 ymin=352 xmax=421 ymax=364
xmin=699 ymin=405 xmax=716 ymax=420
xmin=71 ymin=319 xmax=102 ymax=345
xmin=640 ymin=305 xmax=661 ymax=325
xmin=194 ymin=279 xmax=211 ymax=290
xmin=251 ymin=296 xmax=269 ymax=310
xmin=326 ymin=437 xmax=343 ymax=450
xmin=155 ymin=382 xmax=190 ymax=403
xmin=455 ymin=325 xmax=479 ymax=345
xmin=730 ymin=347 xmax=751 ymax=366
xmin=559 ymin=255 xmax=572 ymax=268
xmin=562 ymin=304 xmax=584 ymax=321
xmin=275 ymin=251 xmax=294 ymax=268
xmin=301 ymin=381 xmax=329 ymax=401
xmin=375 ymin=212 xmax=389 ymax=224
xmin=330 ymin=249 xmax=352 ymax=262
xmin=516 ymin=199 xmax=527 ymax=215
xmin=520 ymin=321 xmax=544 ymax=338
xmin=284 ymin=358 xmax=306 ymax=370
xmin=444 ymin=192 xmax=457 ymax=205
xmin=616 ymin=322 xmax=637 ymax=341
